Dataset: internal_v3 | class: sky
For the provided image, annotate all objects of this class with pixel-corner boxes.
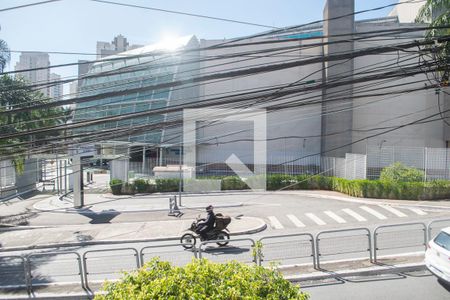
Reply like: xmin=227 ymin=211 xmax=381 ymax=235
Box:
xmin=0 ymin=0 xmax=401 ymax=91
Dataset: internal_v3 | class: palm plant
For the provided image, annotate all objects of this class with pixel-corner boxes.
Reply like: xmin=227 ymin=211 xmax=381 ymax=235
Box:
xmin=415 ymin=0 xmax=449 ymax=83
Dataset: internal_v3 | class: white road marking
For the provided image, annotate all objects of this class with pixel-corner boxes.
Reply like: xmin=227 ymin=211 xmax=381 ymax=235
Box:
xmin=268 ymin=216 xmax=284 ymax=229
xmin=360 ymin=206 xmax=387 ymax=220
xmin=287 ymin=214 xmax=306 ymax=227
xmin=324 ymin=211 xmax=346 ymax=223
xmin=378 ymin=205 xmax=407 ymax=217
xmin=342 ymin=208 xmax=367 ymax=222
xmin=406 ymin=207 xmax=427 ymax=216
xmin=305 ymin=213 xmax=326 ymax=225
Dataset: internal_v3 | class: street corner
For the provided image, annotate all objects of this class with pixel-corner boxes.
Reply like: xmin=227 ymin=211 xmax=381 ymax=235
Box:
xmin=228 ymin=216 xmax=267 ymax=235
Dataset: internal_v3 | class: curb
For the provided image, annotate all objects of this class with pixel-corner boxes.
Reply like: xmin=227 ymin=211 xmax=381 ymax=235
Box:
xmin=0 ymin=217 xmax=267 ymax=253
xmin=286 ymin=263 xmax=426 ymax=282
xmin=294 ymin=192 xmax=450 ymax=211
xmin=33 ymin=197 xmax=244 ymax=214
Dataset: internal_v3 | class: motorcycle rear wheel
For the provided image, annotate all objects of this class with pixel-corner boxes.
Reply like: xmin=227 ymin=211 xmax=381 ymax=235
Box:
xmin=180 ymin=233 xmax=196 ymax=249
xmin=216 ymin=231 xmax=230 ymax=247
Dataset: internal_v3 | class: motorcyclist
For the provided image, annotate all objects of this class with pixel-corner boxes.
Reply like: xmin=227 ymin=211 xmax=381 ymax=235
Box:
xmin=196 ymin=205 xmax=216 ymax=241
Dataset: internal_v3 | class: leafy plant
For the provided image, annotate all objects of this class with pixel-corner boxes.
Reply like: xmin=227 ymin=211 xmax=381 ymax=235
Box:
xmin=95 ymin=258 xmax=309 ymax=300
xmin=380 ymin=162 xmax=425 ymax=182
xmin=109 ymin=179 xmax=123 ymax=195
xmin=133 ymin=179 xmax=148 ymax=193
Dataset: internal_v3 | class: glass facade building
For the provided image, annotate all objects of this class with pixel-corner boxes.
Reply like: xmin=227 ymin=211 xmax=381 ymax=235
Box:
xmin=73 ymin=35 xmax=199 ymax=148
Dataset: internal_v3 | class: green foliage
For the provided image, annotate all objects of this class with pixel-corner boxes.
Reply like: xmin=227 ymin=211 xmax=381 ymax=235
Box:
xmin=122 ymin=182 xmax=136 ymax=195
xmin=95 ymin=258 xmax=309 ymax=300
xmin=380 ymin=162 xmax=425 ymax=182
xmin=133 ymin=179 xmax=148 ymax=193
xmin=109 ymin=179 xmax=123 ymax=195
xmin=221 ymin=176 xmax=249 ymax=190
xmin=415 ymin=0 xmax=449 ymax=83
xmin=155 ymin=178 xmax=180 ymax=192
xmin=0 ymin=75 xmax=70 ymax=173
xmin=252 ymin=240 xmax=264 ymax=265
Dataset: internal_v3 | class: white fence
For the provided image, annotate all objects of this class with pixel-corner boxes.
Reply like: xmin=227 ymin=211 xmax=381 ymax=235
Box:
xmin=367 ymin=146 xmax=450 ymax=181
xmin=0 ymin=160 xmax=15 ymax=189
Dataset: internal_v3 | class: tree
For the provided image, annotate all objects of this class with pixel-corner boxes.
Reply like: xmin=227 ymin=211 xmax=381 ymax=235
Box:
xmin=0 ymin=75 xmax=70 ymax=173
xmin=416 ymin=0 xmax=450 ymax=83
xmin=95 ymin=258 xmax=309 ymax=300
xmin=0 ymin=25 xmax=10 ymax=73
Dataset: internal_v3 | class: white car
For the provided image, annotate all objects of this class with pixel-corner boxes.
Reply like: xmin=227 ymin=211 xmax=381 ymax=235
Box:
xmin=425 ymin=227 xmax=450 ymax=283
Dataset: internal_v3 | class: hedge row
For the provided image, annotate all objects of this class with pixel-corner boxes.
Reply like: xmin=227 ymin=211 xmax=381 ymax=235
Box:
xmin=109 ymin=175 xmax=450 ymax=200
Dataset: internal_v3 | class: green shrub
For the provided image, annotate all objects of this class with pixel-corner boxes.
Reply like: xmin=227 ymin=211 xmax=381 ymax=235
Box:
xmin=109 ymin=179 xmax=123 ymax=195
xmin=380 ymin=162 xmax=424 ymax=182
xmin=133 ymin=179 xmax=148 ymax=193
xmin=155 ymin=178 xmax=180 ymax=192
xmin=221 ymin=176 xmax=249 ymax=190
xmin=95 ymin=258 xmax=309 ymax=300
xmin=121 ymin=182 xmax=136 ymax=195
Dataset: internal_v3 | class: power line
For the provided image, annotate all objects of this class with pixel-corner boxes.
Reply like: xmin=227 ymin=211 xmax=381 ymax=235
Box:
xmin=90 ymin=0 xmax=278 ymax=29
xmin=0 ymin=0 xmax=61 ymax=13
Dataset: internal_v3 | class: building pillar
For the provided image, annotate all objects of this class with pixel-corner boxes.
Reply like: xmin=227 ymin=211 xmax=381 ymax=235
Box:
xmin=321 ymin=0 xmax=355 ymax=157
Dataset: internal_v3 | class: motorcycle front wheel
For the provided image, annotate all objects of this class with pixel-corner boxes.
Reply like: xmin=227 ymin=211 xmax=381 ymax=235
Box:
xmin=216 ymin=231 xmax=230 ymax=247
xmin=180 ymin=233 xmax=196 ymax=249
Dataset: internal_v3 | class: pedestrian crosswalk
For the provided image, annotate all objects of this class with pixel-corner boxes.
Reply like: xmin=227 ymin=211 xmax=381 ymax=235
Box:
xmin=265 ymin=205 xmax=429 ymax=229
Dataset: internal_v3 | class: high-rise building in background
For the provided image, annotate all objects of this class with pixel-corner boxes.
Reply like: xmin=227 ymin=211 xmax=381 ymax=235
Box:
xmin=14 ymin=51 xmax=63 ymax=100
xmin=14 ymin=52 xmax=50 ymax=97
xmin=96 ymin=34 xmax=143 ymax=59
xmin=49 ymin=73 xmax=63 ymax=100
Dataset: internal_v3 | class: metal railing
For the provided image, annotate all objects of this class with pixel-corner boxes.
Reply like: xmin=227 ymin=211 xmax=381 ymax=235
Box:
xmin=373 ymin=222 xmax=427 ymax=262
xmin=428 ymin=218 xmax=450 ymax=240
xmin=82 ymin=248 xmax=139 ymax=290
xmin=26 ymin=251 xmax=83 ymax=292
xmin=2 ymin=218 xmax=450 ymax=292
xmin=198 ymin=238 xmax=256 ymax=265
xmin=316 ymin=228 xmax=372 ymax=269
xmin=259 ymin=233 xmax=315 ymax=269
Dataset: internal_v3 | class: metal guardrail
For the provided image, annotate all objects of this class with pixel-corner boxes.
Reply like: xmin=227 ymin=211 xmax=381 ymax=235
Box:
xmin=26 ymin=251 xmax=83 ymax=292
xmin=198 ymin=238 xmax=256 ymax=265
xmin=373 ymin=222 xmax=427 ymax=262
xmin=316 ymin=228 xmax=372 ymax=269
xmin=2 ymin=218 xmax=450 ymax=291
xmin=259 ymin=233 xmax=315 ymax=269
xmin=140 ymin=243 xmax=196 ymax=267
xmin=82 ymin=248 xmax=139 ymax=290
xmin=0 ymin=255 xmax=27 ymax=291
xmin=428 ymin=218 xmax=450 ymax=241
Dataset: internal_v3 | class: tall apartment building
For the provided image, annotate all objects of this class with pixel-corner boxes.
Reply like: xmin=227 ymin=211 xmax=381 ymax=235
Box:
xmin=14 ymin=52 xmax=63 ymax=100
xmin=49 ymin=73 xmax=63 ymax=100
xmin=96 ymin=34 xmax=143 ymax=59
xmin=14 ymin=52 xmax=50 ymax=97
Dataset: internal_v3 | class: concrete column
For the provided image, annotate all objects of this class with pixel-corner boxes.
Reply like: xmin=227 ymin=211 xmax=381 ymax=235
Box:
xmin=321 ymin=0 xmax=355 ymax=157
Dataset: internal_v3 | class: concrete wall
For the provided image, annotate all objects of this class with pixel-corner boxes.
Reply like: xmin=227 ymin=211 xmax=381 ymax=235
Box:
xmin=351 ymin=21 xmax=445 ymax=153
xmin=196 ymin=37 xmax=323 ymax=164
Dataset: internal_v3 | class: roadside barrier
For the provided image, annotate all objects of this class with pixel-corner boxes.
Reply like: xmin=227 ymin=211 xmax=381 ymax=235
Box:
xmin=140 ymin=243 xmax=196 ymax=267
xmin=82 ymin=248 xmax=139 ymax=290
xmin=2 ymin=218 xmax=450 ymax=291
xmin=26 ymin=251 xmax=83 ymax=292
xmin=259 ymin=233 xmax=315 ymax=268
xmin=373 ymin=222 xmax=427 ymax=262
xmin=428 ymin=218 xmax=450 ymax=240
xmin=316 ymin=228 xmax=372 ymax=269
xmin=198 ymin=238 xmax=256 ymax=265
xmin=0 ymin=255 xmax=27 ymax=290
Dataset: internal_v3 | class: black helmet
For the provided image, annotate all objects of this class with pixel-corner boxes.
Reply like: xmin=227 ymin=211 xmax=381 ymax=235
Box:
xmin=206 ymin=205 xmax=213 ymax=212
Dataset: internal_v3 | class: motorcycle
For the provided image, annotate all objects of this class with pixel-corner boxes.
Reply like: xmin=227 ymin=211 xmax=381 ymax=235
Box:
xmin=180 ymin=215 xmax=230 ymax=249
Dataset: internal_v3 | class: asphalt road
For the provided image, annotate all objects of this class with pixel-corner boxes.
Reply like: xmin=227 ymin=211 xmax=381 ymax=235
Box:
xmin=302 ymin=271 xmax=450 ymax=300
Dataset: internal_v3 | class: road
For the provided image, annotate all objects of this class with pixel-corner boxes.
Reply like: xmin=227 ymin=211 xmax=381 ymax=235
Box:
xmin=302 ymin=271 xmax=450 ymax=300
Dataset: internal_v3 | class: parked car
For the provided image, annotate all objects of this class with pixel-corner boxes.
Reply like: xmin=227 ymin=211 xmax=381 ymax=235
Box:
xmin=425 ymin=227 xmax=450 ymax=283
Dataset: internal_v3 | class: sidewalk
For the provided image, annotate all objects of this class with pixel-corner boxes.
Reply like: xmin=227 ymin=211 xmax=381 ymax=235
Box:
xmin=0 ymin=216 xmax=266 ymax=251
